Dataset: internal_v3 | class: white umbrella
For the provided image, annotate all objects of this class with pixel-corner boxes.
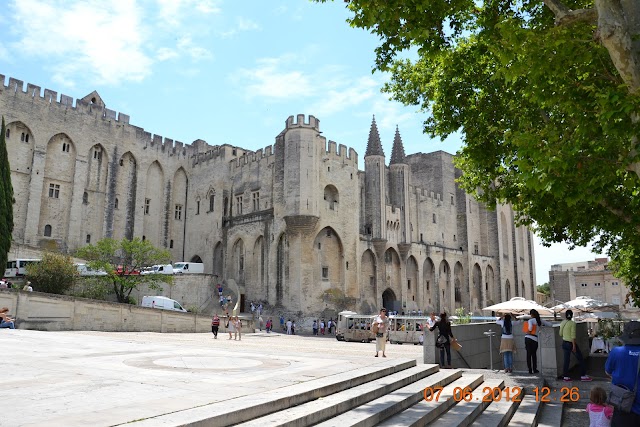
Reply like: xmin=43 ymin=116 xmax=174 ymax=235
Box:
xmin=575 ymin=312 xmax=620 ymax=323
xmin=551 ymin=296 xmax=618 ymax=314
xmin=482 ymin=297 xmax=554 ymax=315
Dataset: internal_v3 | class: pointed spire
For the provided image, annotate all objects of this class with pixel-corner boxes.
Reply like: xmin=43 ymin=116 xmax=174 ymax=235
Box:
xmin=390 ymin=125 xmax=406 ymax=164
xmin=365 ymin=115 xmax=385 ymax=157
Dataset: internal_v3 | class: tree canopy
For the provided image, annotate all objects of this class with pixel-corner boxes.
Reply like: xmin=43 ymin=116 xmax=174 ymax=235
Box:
xmin=76 ymin=238 xmax=172 ymax=303
xmin=26 ymin=252 xmax=78 ymax=294
xmin=318 ymin=0 xmax=640 ymax=306
xmin=0 ymin=117 xmax=14 ymax=271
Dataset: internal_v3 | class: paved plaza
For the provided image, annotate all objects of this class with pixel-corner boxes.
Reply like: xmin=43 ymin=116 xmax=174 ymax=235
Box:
xmin=2 ymin=329 xmax=424 ymax=427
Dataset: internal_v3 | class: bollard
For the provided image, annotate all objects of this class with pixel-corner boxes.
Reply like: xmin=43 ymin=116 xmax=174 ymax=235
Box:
xmin=484 ymin=329 xmax=497 ymax=371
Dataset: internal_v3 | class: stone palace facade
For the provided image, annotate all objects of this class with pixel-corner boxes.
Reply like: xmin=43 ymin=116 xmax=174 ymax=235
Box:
xmin=0 ymin=75 xmax=536 ymax=315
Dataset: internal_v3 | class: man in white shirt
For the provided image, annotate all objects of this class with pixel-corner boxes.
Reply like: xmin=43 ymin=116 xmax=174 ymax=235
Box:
xmin=426 ymin=312 xmax=438 ymax=330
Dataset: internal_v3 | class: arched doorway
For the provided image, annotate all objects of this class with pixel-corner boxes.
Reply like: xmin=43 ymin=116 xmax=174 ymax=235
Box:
xmin=190 ymin=255 xmax=203 ymax=263
xmin=382 ymin=288 xmax=397 ymax=312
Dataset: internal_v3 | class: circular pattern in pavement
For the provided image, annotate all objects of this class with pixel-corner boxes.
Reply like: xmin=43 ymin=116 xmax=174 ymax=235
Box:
xmin=154 ymin=356 xmax=262 ymax=369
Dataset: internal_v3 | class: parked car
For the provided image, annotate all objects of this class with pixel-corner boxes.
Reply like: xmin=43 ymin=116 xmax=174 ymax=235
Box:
xmin=141 ymin=296 xmax=187 ymax=312
xmin=75 ymin=263 xmax=108 ymax=276
xmin=172 ymin=262 xmax=204 ymax=274
xmin=141 ymin=264 xmax=174 ymax=275
xmin=115 ymin=265 xmax=141 ymax=275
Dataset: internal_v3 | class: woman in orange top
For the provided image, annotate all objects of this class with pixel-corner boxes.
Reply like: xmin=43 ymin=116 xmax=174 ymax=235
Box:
xmin=524 ymin=309 xmax=552 ymax=374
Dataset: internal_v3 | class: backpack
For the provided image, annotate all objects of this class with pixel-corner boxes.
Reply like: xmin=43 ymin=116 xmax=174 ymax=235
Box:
xmin=502 ymin=321 xmax=512 ymax=335
xmin=523 ymin=320 xmax=537 ymax=336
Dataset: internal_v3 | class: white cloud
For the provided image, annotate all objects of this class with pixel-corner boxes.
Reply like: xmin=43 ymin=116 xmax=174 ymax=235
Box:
xmin=156 ymin=0 xmax=221 ymax=27
xmin=237 ymin=17 xmax=259 ymax=31
xmin=236 ymin=55 xmax=383 ymax=117
xmin=156 ymin=47 xmax=179 ymax=61
xmin=220 ymin=16 xmax=261 ymax=38
xmin=177 ymin=36 xmax=213 ymax=61
xmin=10 ymin=0 xmax=152 ymax=86
xmin=308 ymin=75 xmax=378 ymax=116
xmin=236 ymin=55 xmax=315 ymax=99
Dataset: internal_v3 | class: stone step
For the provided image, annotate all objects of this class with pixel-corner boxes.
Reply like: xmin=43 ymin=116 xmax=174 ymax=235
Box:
xmin=537 ymin=401 xmax=564 ymax=427
xmin=376 ymin=374 xmax=486 ymax=427
xmin=467 ymin=384 xmax=522 ymax=427
xmin=507 ymin=393 xmax=543 ymax=427
xmin=236 ymin=364 xmax=445 ymax=427
xmin=429 ymin=378 xmax=505 ymax=427
xmin=130 ymin=358 xmax=417 ymax=427
xmin=315 ymin=372 xmax=484 ymax=427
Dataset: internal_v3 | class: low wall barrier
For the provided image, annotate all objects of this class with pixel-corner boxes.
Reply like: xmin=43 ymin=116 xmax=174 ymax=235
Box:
xmin=0 ymin=290 xmax=253 ymax=333
xmin=423 ymin=320 xmax=589 ymax=378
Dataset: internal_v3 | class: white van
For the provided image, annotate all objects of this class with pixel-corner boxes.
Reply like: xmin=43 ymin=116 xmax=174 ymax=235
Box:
xmin=141 ymin=296 xmax=187 ymax=312
xmin=141 ymin=264 xmax=174 ymax=275
xmin=75 ymin=263 xmax=108 ymax=276
xmin=172 ymin=262 xmax=204 ymax=274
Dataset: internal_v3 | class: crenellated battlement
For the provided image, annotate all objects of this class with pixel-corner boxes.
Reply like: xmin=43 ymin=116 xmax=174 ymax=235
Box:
xmin=324 ymin=139 xmax=359 ymax=167
xmin=1 ymin=75 xmax=131 ymax=124
xmin=285 ymin=114 xmax=320 ymax=131
xmin=410 ymin=184 xmax=442 ymax=203
xmin=0 ymin=74 xmax=198 ymax=157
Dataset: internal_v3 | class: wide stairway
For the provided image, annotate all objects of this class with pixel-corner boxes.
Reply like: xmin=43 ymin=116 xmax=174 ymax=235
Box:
xmin=133 ymin=359 xmax=567 ymax=426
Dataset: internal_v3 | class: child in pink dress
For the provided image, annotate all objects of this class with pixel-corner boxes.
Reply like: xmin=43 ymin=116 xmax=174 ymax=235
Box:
xmin=586 ymin=386 xmax=613 ymax=427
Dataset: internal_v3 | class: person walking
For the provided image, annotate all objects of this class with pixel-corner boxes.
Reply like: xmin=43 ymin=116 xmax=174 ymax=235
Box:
xmin=280 ymin=315 xmax=285 ymax=332
xmin=320 ymin=319 xmax=325 ymax=335
xmin=496 ymin=313 xmax=520 ymax=373
xmin=524 ymin=309 xmax=552 ymax=374
xmin=286 ymin=319 xmax=292 ymax=335
xmin=430 ymin=312 xmax=455 ymax=368
xmin=605 ymin=321 xmax=640 ymax=426
xmin=312 ymin=320 xmax=318 ymax=336
xmin=234 ymin=316 xmax=242 ymax=340
xmin=227 ymin=315 xmax=235 ymax=340
xmin=373 ymin=308 xmax=390 ymax=357
xmin=559 ymin=309 xmax=592 ymax=382
xmin=211 ymin=314 xmax=220 ymax=339
xmin=266 ymin=318 xmax=272 ymax=333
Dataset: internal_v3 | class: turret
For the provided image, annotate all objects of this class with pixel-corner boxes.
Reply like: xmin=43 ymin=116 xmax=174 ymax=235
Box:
xmin=364 ymin=116 xmax=386 ymax=239
xmin=281 ymin=114 xmax=322 ymax=220
xmin=389 ymin=126 xmax=410 ymax=242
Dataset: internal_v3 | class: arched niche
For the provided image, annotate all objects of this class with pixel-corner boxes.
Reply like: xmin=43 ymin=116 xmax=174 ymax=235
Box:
xmin=423 ymin=257 xmax=437 ymax=312
xmin=359 ymin=249 xmax=377 ymax=313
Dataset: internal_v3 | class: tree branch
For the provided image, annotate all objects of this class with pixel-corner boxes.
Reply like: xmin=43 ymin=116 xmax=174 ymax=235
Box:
xmin=599 ymin=199 xmax=640 ymax=231
xmin=543 ymin=0 xmax=597 ymax=26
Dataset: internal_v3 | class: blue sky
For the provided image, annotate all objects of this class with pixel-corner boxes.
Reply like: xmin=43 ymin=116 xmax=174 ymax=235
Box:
xmin=0 ymin=0 xmax=602 ymax=286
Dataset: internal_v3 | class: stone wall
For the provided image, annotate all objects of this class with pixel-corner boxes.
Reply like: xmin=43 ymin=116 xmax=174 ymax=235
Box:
xmin=0 ymin=289 xmax=253 ymax=333
xmin=423 ymin=321 xmax=590 ymax=378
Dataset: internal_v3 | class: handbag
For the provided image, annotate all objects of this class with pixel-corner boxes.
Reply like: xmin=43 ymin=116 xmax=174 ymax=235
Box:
xmin=450 ymin=338 xmax=462 ymax=352
xmin=437 ymin=334 xmax=447 ymax=345
xmin=608 ymin=356 xmax=640 ymax=413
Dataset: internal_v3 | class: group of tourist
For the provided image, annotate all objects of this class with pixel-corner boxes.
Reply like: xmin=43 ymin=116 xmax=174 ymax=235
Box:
xmin=312 ymin=319 xmax=335 ymax=336
xmin=496 ymin=309 xmax=592 ymax=380
xmin=496 ymin=309 xmax=557 ymax=375
xmin=0 ymin=280 xmax=33 ymax=291
xmin=209 ymin=314 xmax=244 ymax=340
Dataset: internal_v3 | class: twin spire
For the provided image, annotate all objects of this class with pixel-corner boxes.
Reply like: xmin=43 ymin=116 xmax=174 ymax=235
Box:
xmin=365 ymin=115 xmax=406 ymax=164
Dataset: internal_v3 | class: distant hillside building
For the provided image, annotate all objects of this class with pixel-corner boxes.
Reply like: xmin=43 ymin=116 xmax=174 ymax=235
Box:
xmin=549 ymin=258 xmax=637 ymax=310
xmin=0 ymin=75 xmax=536 ymax=315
